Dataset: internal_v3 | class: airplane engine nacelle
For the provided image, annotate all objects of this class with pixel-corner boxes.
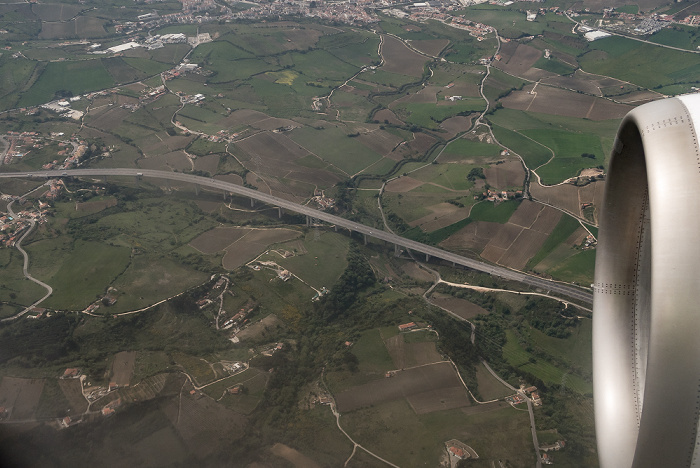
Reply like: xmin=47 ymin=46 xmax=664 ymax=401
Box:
xmin=594 ymin=93 xmax=700 ymax=468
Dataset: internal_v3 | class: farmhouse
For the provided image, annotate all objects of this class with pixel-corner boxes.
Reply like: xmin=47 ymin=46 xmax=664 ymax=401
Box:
xmin=398 ymin=322 xmax=417 ymax=332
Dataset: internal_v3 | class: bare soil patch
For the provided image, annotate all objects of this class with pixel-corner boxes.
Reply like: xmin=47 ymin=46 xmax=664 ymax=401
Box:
xmin=58 ymin=379 xmax=88 ymax=414
xmin=495 ymin=43 xmax=547 ymax=77
xmin=499 ymin=229 xmax=548 ymax=270
xmin=484 ymin=160 xmax=524 ymax=189
xmin=0 ymin=377 xmax=44 ymax=420
xmin=408 ymin=202 xmax=462 ymax=228
xmin=214 ymin=173 xmax=244 ymax=185
xmin=480 ymin=244 xmax=507 ymax=264
xmin=356 ymin=129 xmax=403 ymax=156
xmin=190 ymin=227 xmax=251 ymax=254
xmin=385 ymin=176 xmax=424 ymax=193
xmin=75 ymin=198 xmax=117 ymax=213
xmin=530 ymin=205 xmax=562 ymax=234
xmin=235 ymin=132 xmax=308 ymax=163
xmin=508 ymin=199 xmax=542 ymax=228
xmin=418 ymin=208 xmax=470 ymax=232
xmin=270 ymin=443 xmax=321 ymax=468
xmin=400 ymin=262 xmax=434 ymax=282
xmin=373 ymin=109 xmax=403 ymax=125
xmin=439 ymin=115 xmax=473 ymax=139
xmin=111 ymin=351 xmax=136 ymax=387
xmin=385 ymin=334 xmax=406 ymax=369
xmin=409 ymin=39 xmax=449 ymax=56
xmin=404 ymin=342 xmax=443 ymax=367
xmin=194 ymin=154 xmax=220 ymax=174
xmin=485 ymin=222 xmax=523 ymax=250
xmin=461 ymin=400 xmax=509 ymax=415
xmin=540 ymin=75 xmax=601 ymax=96
xmin=501 ymin=85 xmax=631 ymax=120
xmin=380 ymin=35 xmax=428 ymax=77
xmin=439 ymin=222 xmax=490 ymax=254
xmin=429 ymin=292 xmax=488 ymax=320
xmin=407 ymin=386 xmax=470 ymax=414
xmin=334 ymin=361 xmax=462 ymax=412
xmin=530 ymin=182 xmax=580 ymax=216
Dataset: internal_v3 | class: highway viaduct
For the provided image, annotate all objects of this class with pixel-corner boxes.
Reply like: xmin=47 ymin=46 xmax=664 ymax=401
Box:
xmin=0 ymin=168 xmax=593 ymax=305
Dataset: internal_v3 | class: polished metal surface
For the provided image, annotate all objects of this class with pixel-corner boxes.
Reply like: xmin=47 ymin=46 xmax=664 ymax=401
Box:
xmin=594 ymin=93 xmax=700 ymax=468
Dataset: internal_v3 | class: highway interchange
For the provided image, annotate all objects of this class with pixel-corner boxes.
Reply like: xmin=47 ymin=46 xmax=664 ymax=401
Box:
xmin=0 ymin=168 xmax=593 ymax=305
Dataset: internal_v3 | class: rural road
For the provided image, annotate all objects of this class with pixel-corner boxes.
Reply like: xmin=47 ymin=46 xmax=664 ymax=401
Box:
xmin=1 ymin=199 xmax=54 ymax=322
xmin=0 ymin=168 xmax=593 ymax=305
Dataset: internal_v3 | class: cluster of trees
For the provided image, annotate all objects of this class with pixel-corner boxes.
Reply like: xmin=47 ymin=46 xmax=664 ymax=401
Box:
xmin=522 ymin=297 xmax=577 ymax=338
xmin=314 ymin=243 xmax=376 ymax=322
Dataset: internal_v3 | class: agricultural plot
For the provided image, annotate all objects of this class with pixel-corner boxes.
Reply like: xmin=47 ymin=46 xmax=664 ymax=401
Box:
xmin=39 ymin=16 xmax=107 ymax=39
xmin=503 ymin=330 xmax=592 ymax=394
xmin=409 ymin=39 xmax=449 ymax=56
xmin=334 ymin=361 xmax=467 ymax=413
xmin=380 ymin=34 xmax=429 ymax=77
xmin=428 ymin=292 xmax=488 ymax=320
xmin=500 ymin=84 xmax=631 ymax=121
xmin=290 ymin=126 xmax=383 ymax=175
xmin=222 ymin=228 xmax=301 ymax=269
xmin=474 ymin=362 xmax=513 ymax=400
xmin=343 ymin=397 xmax=532 ymax=467
xmin=530 ymin=179 xmax=604 ymax=219
xmin=0 ymin=377 xmax=44 ymax=420
xmin=18 ymin=59 xmax=115 ymax=107
xmin=190 ymin=226 xmax=300 ymax=268
xmin=494 ymin=42 xmax=552 ymax=80
xmin=522 ymin=129 xmax=604 ymax=184
xmin=58 ymin=378 xmax=88 ymax=414
xmin=24 ymin=239 xmax=131 ymax=311
xmin=440 ymin=138 xmax=502 ymax=164
xmin=270 ymin=443 xmax=322 ymax=468
xmin=111 ymin=351 xmax=137 ymax=387
xmin=484 ymin=160 xmax=525 ymax=189
xmin=384 ymin=333 xmax=442 ymax=369
xmin=580 ymin=36 xmax=700 ymax=89
xmin=235 ymin=314 xmax=283 ymax=342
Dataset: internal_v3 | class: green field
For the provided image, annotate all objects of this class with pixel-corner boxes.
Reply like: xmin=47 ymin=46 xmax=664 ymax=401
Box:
xmin=441 ymin=138 xmax=503 ymax=161
xmin=393 ymin=99 xmax=485 ymax=130
xmin=290 ymin=126 xmax=383 ymax=175
xmin=526 ymin=214 xmax=581 ymax=270
xmin=26 ymin=239 xmax=131 ymax=310
xmin=18 ymin=60 xmax=115 ymax=107
xmin=259 ymin=231 xmax=350 ymax=290
xmin=547 ymin=249 xmax=596 ymax=285
xmin=521 ymin=129 xmax=603 ymax=184
xmin=343 ymin=398 xmax=534 ymax=467
xmin=491 ymin=125 xmax=551 ymax=169
xmin=503 ymin=330 xmax=592 ymax=394
xmin=580 ymin=36 xmax=700 ymax=89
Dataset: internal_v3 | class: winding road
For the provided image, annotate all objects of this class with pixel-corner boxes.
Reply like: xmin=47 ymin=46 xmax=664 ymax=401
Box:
xmin=1 ymin=198 xmax=53 ymax=322
xmin=0 ymin=168 xmax=593 ymax=305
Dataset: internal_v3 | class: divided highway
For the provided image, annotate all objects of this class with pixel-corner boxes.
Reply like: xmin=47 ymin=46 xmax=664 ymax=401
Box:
xmin=0 ymin=168 xmax=593 ymax=305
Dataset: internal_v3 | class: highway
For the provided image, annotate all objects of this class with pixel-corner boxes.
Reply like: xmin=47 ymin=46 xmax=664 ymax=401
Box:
xmin=0 ymin=168 xmax=593 ymax=305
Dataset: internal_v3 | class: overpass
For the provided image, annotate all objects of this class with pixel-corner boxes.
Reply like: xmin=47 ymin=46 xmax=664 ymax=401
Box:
xmin=0 ymin=168 xmax=593 ymax=305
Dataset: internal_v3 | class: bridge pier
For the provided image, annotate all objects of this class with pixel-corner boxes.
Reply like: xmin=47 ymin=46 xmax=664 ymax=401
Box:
xmin=364 ymin=234 xmax=368 ymax=245
xmin=277 ymin=207 xmax=282 ymax=218
xmin=250 ymin=198 xmax=255 ymax=208
xmin=306 ymin=215 xmax=310 ymax=227
xmin=134 ymin=176 xmax=140 ymax=188
xmin=394 ymin=244 xmax=400 ymax=257
xmin=425 ymin=254 xmax=430 ymax=262
xmin=334 ymin=225 xmax=337 ymax=232
xmin=194 ymin=184 xmax=199 ymax=196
